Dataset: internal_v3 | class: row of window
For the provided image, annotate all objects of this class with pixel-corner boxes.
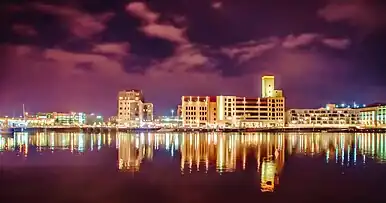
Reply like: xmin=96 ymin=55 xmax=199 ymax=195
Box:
xmin=185 ymin=117 xmax=207 ymax=121
xmin=292 ymin=114 xmax=358 ymax=117
xmin=292 ymin=118 xmax=358 ymax=121
xmin=291 ymin=110 xmax=351 ymax=114
xmin=292 ymin=121 xmax=358 ymax=124
xmin=119 ymin=113 xmax=140 ymax=116
xmin=185 ymin=106 xmax=208 ymax=111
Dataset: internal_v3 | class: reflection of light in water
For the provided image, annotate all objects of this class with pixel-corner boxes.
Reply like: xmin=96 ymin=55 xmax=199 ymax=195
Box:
xmin=166 ymin=134 xmax=170 ymax=150
xmin=174 ymin=135 xmax=179 ymax=150
xmin=78 ymin=133 xmax=84 ymax=152
xmin=0 ymin=137 xmax=4 ymax=151
xmin=98 ymin=134 xmax=102 ymax=151
xmin=50 ymin=133 xmax=54 ymax=150
xmin=3 ymin=132 xmax=386 ymax=191
xmin=90 ymin=134 xmax=94 ymax=151
xmin=261 ymin=160 xmax=276 ymax=192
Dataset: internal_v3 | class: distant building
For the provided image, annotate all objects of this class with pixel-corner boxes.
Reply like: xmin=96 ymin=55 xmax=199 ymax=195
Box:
xmin=358 ymin=103 xmax=386 ymax=128
xmin=143 ymin=103 xmax=154 ymax=122
xmin=108 ymin=116 xmax=118 ymax=124
xmin=85 ymin=114 xmax=104 ymax=125
xmin=153 ymin=116 xmax=182 ymax=128
xmin=53 ymin=112 xmax=86 ymax=125
xmin=177 ymin=105 xmax=182 ymax=118
xmin=181 ymin=76 xmax=285 ymax=128
xmin=287 ymin=104 xmax=360 ymax=128
xmin=117 ymin=89 xmax=153 ymax=126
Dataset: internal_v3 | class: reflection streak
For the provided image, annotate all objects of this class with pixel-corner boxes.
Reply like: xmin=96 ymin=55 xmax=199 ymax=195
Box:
xmin=2 ymin=132 xmax=386 ymax=192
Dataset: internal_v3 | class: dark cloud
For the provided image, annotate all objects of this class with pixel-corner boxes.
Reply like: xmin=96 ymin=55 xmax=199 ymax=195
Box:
xmin=318 ymin=0 xmax=386 ymax=32
xmin=0 ymin=0 xmax=385 ymax=116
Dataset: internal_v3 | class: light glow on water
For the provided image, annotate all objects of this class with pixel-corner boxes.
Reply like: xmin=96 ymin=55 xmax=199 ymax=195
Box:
xmin=2 ymin=132 xmax=386 ymax=192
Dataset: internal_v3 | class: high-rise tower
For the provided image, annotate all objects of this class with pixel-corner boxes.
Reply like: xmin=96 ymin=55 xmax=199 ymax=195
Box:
xmin=262 ymin=76 xmax=275 ymax=98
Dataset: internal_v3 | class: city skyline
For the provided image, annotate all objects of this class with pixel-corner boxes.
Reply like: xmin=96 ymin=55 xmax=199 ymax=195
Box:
xmin=1 ymin=0 xmax=386 ymax=116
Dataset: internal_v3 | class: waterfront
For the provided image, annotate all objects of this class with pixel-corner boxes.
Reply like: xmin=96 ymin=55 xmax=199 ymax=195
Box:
xmin=1 ymin=132 xmax=386 ymax=202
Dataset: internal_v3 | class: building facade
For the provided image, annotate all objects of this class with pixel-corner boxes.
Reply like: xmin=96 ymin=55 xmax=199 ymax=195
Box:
xmin=234 ymin=97 xmax=285 ymax=128
xmin=181 ymin=96 xmax=212 ymax=128
xmin=262 ymin=76 xmax=275 ymax=98
xmin=287 ymin=104 xmax=360 ymax=128
xmin=117 ymin=89 xmax=153 ymax=126
xmin=358 ymin=104 xmax=386 ymax=128
xmin=181 ymin=76 xmax=285 ymax=128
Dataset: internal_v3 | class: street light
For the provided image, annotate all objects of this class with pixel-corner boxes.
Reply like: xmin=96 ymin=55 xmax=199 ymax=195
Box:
xmin=171 ymin=109 xmax=174 ymax=117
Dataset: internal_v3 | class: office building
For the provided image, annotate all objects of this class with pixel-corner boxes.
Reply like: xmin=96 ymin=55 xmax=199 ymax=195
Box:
xmin=234 ymin=96 xmax=285 ymax=128
xmin=287 ymin=104 xmax=360 ymax=128
xmin=117 ymin=89 xmax=153 ymax=126
xmin=181 ymin=96 xmax=213 ymax=128
xmin=181 ymin=76 xmax=285 ymax=128
xmin=358 ymin=103 xmax=386 ymax=128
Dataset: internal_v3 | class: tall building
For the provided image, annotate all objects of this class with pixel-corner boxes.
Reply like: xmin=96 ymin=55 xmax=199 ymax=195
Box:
xmin=117 ymin=89 xmax=153 ymax=126
xmin=181 ymin=75 xmax=285 ymax=128
xmin=262 ymin=75 xmax=284 ymax=98
xmin=262 ymin=76 xmax=275 ymax=98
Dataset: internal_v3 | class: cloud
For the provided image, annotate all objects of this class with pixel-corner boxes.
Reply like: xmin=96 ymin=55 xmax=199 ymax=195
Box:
xmin=0 ymin=43 xmax=249 ymax=115
xmin=322 ymin=38 xmax=351 ymax=49
xmin=141 ymin=24 xmax=187 ymax=44
xmin=92 ymin=43 xmax=130 ymax=56
xmin=318 ymin=0 xmax=386 ymax=30
xmin=126 ymin=2 xmax=159 ymax=23
xmin=282 ymin=33 xmax=320 ymax=48
xmin=221 ymin=39 xmax=278 ymax=63
xmin=126 ymin=2 xmax=187 ymax=44
xmin=12 ymin=24 xmax=38 ymax=37
xmin=150 ymin=44 xmax=214 ymax=72
xmin=221 ymin=34 xmax=350 ymax=64
xmin=32 ymin=3 xmax=114 ymax=39
xmin=212 ymin=2 xmax=223 ymax=10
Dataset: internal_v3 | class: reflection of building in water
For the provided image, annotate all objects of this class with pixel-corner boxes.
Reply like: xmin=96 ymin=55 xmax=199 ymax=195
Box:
xmin=2 ymin=132 xmax=386 ymax=188
xmin=180 ymin=133 xmax=214 ymax=173
xmin=286 ymin=133 xmax=386 ymax=165
xmin=261 ymin=160 xmax=276 ymax=192
xmin=216 ymin=134 xmax=237 ymax=173
xmin=118 ymin=133 xmax=153 ymax=172
xmin=0 ymin=133 xmax=29 ymax=156
xmin=0 ymin=132 xmax=112 ymax=156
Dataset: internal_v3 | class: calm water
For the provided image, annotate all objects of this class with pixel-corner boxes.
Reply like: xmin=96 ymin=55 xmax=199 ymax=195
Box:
xmin=1 ymin=132 xmax=386 ymax=203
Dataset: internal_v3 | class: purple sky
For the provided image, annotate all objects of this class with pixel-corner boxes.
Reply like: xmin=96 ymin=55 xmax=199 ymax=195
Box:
xmin=0 ymin=0 xmax=386 ymax=116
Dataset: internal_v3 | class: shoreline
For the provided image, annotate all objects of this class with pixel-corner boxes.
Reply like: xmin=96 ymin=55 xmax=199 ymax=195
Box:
xmin=9 ymin=127 xmax=386 ymax=133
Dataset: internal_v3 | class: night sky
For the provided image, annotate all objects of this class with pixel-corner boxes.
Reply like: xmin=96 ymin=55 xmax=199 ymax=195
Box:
xmin=1 ymin=0 xmax=386 ymax=117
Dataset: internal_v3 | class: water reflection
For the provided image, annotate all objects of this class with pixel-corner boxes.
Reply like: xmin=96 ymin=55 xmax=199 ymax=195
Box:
xmin=1 ymin=132 xmax=386 ymax=193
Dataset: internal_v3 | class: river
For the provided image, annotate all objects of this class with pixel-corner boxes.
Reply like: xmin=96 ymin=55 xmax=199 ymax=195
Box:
xmin=1 ymin=132 xmax=386 ymax=202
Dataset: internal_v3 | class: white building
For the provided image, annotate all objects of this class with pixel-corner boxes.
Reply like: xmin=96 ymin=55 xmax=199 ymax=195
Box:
xmin=359 ymin=104 xmax=386 ymax=128
xmin=180 ymin=76 xmax=285 ymax=128
xmin=287 ymin=104 xmax=360 ymax=128
xmin=117 ymin=90 xmax=153 ymax=126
